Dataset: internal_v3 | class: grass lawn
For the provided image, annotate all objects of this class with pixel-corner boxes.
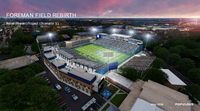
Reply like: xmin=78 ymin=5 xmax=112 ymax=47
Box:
xmin=119 ymin=90 xmax=126 ymax=93
xmin=101 ymin=103 xmax=110 ymax=111
xmin=107 ymin=84 xmax=118 ymax=94
xmin=75 ymin=44 xmax=129 ymax=64
xmin=111 ymin=94 xmax=128 ymax=107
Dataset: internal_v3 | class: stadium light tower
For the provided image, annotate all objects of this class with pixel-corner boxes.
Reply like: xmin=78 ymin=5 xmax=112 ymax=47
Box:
xmin=48 ymin=32 xmax=53 ymax=38
xmin=35 ymin=37 xmax=42 ymax=57
xmin=128 ymin=29 xmax=136 ymax=36
xmin=46 ymin=32 xmax=55 ymax=45
xmin=111 ymin=28 xmax=119 ymax=34
xmin=144 ymin=33 xmax=152 ymax=51
xmin=90 ymin=27 xmax=98 ymax=34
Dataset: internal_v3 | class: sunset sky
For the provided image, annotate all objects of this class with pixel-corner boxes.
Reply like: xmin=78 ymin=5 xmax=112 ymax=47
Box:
xmin=0 ymin=0 xmax=200 ymax=18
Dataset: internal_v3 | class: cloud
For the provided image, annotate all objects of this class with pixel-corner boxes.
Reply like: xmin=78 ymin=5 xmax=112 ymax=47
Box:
xmin=0 ymin=0 xmax=200 ymax=18
xmin=101 ymin=10 xmax=113 ymax=16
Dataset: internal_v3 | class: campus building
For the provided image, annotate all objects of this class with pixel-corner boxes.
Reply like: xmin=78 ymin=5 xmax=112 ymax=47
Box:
xmin=119 ymin=80 xmax=198 ymax=111
xmin=43 ymin=46 xmax=104 ymax=96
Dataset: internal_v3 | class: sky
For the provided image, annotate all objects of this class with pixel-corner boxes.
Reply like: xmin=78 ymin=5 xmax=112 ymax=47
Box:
xmin=0 ymin=0 xmax=200 ymax=18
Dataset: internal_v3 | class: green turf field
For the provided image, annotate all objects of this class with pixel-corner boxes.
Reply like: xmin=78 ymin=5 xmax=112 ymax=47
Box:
xmin=75 ymin=44 xmax=129 ymax=64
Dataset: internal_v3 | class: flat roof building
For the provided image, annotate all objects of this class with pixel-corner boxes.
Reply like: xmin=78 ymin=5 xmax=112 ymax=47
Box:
xmin=44 ymin=53 xmax=56 ymax=60
xmin=0 ymin=55 xmax=39 ymax=70
xmin=43 ymin=47 xmax=104 ymax=96
xmin=131 ymin=98 xmax=164 ymax=111
xmin=161 ymin=69 xmax=186 ymax=86
xmin=52 ymin=59 xmax=66 ymax=69
xmin=58 ymin=49 xmax=74 ymax=59
xmin=60 ymin=68 xmax=96 ymax=85
xmin=120 ymin=80 xmax=195 ymax=111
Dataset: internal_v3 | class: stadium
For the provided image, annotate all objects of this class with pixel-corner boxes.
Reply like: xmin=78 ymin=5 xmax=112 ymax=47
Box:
xmin=42 ymin=32 xmax=143 ymax=95
xmin=66 ymin=33 xmax=143 ymax=74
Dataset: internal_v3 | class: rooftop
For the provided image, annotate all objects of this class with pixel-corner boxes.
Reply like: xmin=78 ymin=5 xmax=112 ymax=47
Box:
xmin=60 ymin=68 xmax=96 ymax=84
xmin=106 ymin=71 xmax=133 ymax=89
xmin=123 ymin=55 xmax=155 ymax=71
xmin=52 ymin=59 xmax=66 ymax=68
xmin=139 ymin=80 xmax=191 ymax=111
xmin=43 ymin=46 xmax=53 ymax=52
xmin=58 ymin=49 xmax=74 ymax=59
xmin=161 ymin=69 xmax=186 ymax=86
xmin=44 ymin=53 xmax=56 ymax=59
xmin=130 ymin=98 xmax=164 ymax=111
xmin=120 ymin=80 xmax=193 ymax=111
xmin=0 ymin=55 xmax=39 ymax=70
xmin=72 ymin=59 xmax=102 ymax=69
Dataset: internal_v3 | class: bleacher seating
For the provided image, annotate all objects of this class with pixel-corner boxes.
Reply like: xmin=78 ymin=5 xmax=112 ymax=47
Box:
xmin=92 ymin=36 xmax=141 ymax=54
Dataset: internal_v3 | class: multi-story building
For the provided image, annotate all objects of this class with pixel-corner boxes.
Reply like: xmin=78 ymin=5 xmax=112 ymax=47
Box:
xmin=43 ymin=46 xmax=104 ymax=96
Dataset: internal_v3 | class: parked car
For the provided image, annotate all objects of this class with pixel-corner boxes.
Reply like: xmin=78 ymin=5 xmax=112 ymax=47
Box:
xmin=71 ymin=94 xmax=78 ymax=101
xmin=55 ymin=83 xmax=62 ymax=90
xmin=64 ymin=86 xmax=71 ymax=93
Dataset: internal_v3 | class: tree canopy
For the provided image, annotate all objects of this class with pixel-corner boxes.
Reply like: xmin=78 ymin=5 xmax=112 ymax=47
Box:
xmin=143 ymin=68 xmax=168 ymax=84
xmin=0 ymin=63 xmax=59 ymax=111
xmin=186 ymin=84 xmax=200 ymax=102
xmin=120 ymin=67 xmax=141 ymax=81
xmin=186 ymin=68 xmax=200 ymax=85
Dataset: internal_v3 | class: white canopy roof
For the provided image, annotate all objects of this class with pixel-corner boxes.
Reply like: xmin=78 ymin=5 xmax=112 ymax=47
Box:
xmin=161 ymin=69 xmax=186 ymax=86
xmin=131 ymin=98 xmax=164 ymax=111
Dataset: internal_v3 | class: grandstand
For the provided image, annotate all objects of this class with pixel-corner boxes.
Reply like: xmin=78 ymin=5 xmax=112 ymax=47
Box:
xmin=92 ymin=35 xmax=143 ymax=54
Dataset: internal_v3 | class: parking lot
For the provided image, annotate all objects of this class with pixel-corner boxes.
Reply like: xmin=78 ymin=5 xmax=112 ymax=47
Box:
xmin=41 ymin=66 xmax=106 ymax=111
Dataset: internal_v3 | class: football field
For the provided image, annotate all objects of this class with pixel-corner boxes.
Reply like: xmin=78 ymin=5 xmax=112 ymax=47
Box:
xmin=75 ymin=44 xmax=129 ymax=64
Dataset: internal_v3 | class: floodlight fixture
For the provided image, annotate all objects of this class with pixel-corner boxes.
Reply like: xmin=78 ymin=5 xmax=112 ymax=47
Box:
xmin=111 ymin=28 xmax=119 ymax=34
xmin=90 ymin=27 xmax=99 ymax=34
xmin=145 ymin=33 xmax=152 ymax=40
xmin=144 ymin=33 xmax=153 ymax=51
xmin=46 ymin=32 xmax=56 ymax=45
xmin=128 ymin=30 xmax=136 ymax=35
xmin=47 ymin=32 xmax=54 ymax=39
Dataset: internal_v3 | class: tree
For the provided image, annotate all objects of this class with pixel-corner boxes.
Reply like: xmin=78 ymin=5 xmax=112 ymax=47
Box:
xmin=153 ymin=46 xmax=169 ymax=60
xmin=28 ymin=85 xmax=59 ymax=111
xmin=169 ymin=45 xmax=185 ymax=55
xmin=28 ymin=63 xmax=43 ymax=73
xmin=11 ymin=29 xmax=34 ymax=46
xmin=31 ymin=42 xmax=39 ymax=53
xmin=0 ymin=69 xmax=9 ymax=75
xmin=10 ymin=45 xmax=26 ymax=58
xmin=178 ymin=58 xmax=196 ymax=74
xmin=144 ymin=68 xmax=168 ymax=84
xmin=186 ymin=84 xmax=200 ymax=102
xmin=0 ymin=82 xmax=59 ymax=111
xmin=151 ymin=58 xmax=165 ymax=68
xmin=167 ymin=53 xmax=181 ymax=66
xmin=0 ymin=83 xmax=27 ymax=110
xmin=120 ymin=67 xmax=141 ymax=81
xmin=0 ymin=62 xmax=59 ymax=111
xmin=146 ymin=41 xmax=160 ymax=51
xmin=187 ymin=68 xmax=200 ymax=85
